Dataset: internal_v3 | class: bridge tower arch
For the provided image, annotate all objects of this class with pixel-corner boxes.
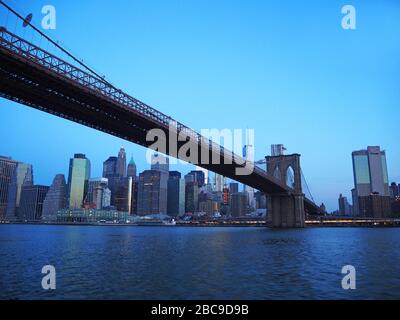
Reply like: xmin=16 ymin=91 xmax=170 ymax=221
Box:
xmin=265 ymin=154 xmax=305 ymax=228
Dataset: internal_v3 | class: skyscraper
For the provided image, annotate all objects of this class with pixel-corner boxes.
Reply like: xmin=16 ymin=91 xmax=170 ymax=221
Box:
xmin=116 ymin=146 xmax=127 ymax=178
xmin=195 ymin=166 xmax=209 ymax=185
xmin=352 ymin=146 xmax=391 ymax=217
xmin=93 ymin=183 xmax=111 ymax=209
xmin=67 ymin=154 xmax=91 ymax=209
xmin=229 ymin=182 xmax=239 ymax=194
xmin=0 ymin=156 xmax=18 ymax=220
xmin=338 ymin=194 xmax=351 ymax=216
xmin=127 ymin=155 xmax=137 ymax=178
xmin=103 ymin=156 xmax=118 ymax=178
xmin=243 ymin=144 xmax=255 ymax=209
xmin=167 ymin=171 xmax=185 ymax=217
xmin=86 ymin=177 xmax=108 ymax=205
xmin=5 ymin=162 xmax=33 ymax=220
xmin=115 ymin=177 xmax=134 ymax=213
xmin=19 ymin=185 xmax=49 ymax=221
xmin=185 ymin=170 xmax=205 ymax=187
xmin=137 ymin=170 xmax=168 ymax=215
xmin=230 ymin=192 xmax=247 ymax=217
xmin=214 ymin=173 xmax=223 ymax=192
xmin=185 ymin=180 xmax=199 ymax=213
xmin=42 ymin=174 xmax=67 ymax=217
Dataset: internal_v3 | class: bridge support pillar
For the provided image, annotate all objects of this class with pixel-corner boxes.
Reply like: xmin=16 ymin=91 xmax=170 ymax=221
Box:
xmin=267 ymin=193 xmax=305 ymax=228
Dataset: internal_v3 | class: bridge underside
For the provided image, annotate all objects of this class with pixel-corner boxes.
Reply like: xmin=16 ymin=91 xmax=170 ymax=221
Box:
xmin=0 ymin=45 xmax=319 ymax=218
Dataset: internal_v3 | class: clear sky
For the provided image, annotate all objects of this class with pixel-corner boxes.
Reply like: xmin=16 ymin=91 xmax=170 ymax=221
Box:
xmin=0 ymin=0 xmax=399 ymax=211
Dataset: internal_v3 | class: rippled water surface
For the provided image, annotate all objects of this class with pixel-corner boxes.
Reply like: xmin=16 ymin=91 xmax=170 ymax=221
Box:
xmin=0 ymin=224 xmax=399 ymax=300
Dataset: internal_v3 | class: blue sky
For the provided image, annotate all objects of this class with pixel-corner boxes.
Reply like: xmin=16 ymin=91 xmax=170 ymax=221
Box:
xmin=0 ymin=0 xmax=399 ymax=211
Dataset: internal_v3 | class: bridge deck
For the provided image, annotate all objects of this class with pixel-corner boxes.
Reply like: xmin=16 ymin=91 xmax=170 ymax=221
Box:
xmin=0 ymin=27 xmax=319 ymax=213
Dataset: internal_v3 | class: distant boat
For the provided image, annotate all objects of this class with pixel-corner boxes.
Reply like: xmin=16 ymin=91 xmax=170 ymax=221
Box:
xmin=163 ymin=219 xmax=176 ymax=226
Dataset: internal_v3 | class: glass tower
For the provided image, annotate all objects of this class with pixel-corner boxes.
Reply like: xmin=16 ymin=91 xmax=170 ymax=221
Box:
xmin=68 ymin=154 xmax=91 ymax=209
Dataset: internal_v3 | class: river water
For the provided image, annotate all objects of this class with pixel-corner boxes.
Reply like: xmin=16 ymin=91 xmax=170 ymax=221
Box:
xmin=0 ymin=224 xmax=399 ymax=300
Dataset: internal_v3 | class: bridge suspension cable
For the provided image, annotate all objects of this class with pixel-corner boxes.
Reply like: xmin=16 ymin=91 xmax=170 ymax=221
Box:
xmin=0 ymin=0 xmax=108 ymax=83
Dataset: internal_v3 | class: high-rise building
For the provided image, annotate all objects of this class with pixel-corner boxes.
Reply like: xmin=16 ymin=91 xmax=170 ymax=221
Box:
xmin=389 ymin=182 xmax=399 ymax=198
xmin=19 ymin=185 xmax=49 ymax=221
xmin=167 ymin=171 xmax=185 ymax=217
xmin=103 ymin=156 xmax=118 ymax=178
xmin=115 ymin=177 xmax=134 ymax=213
xmin=127 ymin=155 xmax=137 ymax=178
xmin=230 ymin=192 xmax=247 ymax=217
xmin=214 ymin=173 xmax=223 ymax=192
xmin=67 ymin=154 xmax=91 ymax=209
xmin=243 ymin=144 xmax=255 ymax=208
xmin=151 ymin=153 xmax=169 ymax=173
xmin=229 ymin=182 xmax=239 ymax=194
xmin=195 ymin=166 xmax=209 ymax=185
xmin=42 ymin=174 xmax=67 ymax=217
xmin=0 ymin=156 xmax=18 ymax=220
xmin=5 ymin=162 xmax=33 ymax=220
xmin=338 ymin=194 xmax=351 ymax=216
xmin=185 ymin=181 xmax=199 ymax=213
xmin=255 ymin=191 xmax=267 ymax=209
xmin=86 ymin=177 xmax=108 ymax=205
xmin=222 ymin=187 xmax=229 ymax=205
xmin=352 ymin=146 xmax=391 ymax=217
xmin=116 ymin=146 xmax=127 ymax=178
xmin=137 ymin=170 xmax=168 ymax=215
xmin=185 ymin=170 xmax=205 ymax=187
xmin=93 ymin=183 xmax=111 ymax=210
xmin=352 ymin=146 xmax=389 ymax=197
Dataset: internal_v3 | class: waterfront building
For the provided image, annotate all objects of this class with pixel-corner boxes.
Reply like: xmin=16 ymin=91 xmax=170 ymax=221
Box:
xmin=0 ymin=156 xmax=18 ymax=220
xmin=230 ymin=192 xmax=247 ymax=217
xmin=5 ymin=162 xmax=33 ymax=220
xmin=67 ymin=154 xmax=91 ymax=209
xmin=114 ymin=176 xmax=134 ymax=213
xmin=167 ymin=171 xmax=185 ymax=217
xmin=93 ymin=183 xmax=111 ymax=210
xmin=185 ymin=181 xmax=199 ymax=213
xmin=352 ymin=146 xmax=391 ymax=217
xmin=389 ymin=182 xmax=399 ymax=198
xmin=42 ymin=174 xmax=67 ymax=217
xmin=255 ymin=191 xmax=267 ymax=209
xmin=86 ymin=177 xmax=108 ymax=205
xmin=137 ymin=170 xmax=168 ymax=215
xmin=19 ymin=185 xmax=49 ymax=221
xmin=243 ymin=144 xmax=256 ymax=208
xmin=338 ymin=194 xmax=351 ymax=216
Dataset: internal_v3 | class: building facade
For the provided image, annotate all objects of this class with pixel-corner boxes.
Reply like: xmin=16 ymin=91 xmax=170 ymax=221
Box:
xmin=68 ymin=154 xmax=91 ymax=209
xmin=5 ymin=162 xmax=33 ymax=220
xmin=42 ymin=174 xmax=67 ymax=217
xmin=137 ymin=170 xmax=168 ymax=215
xmin=0 ymin=156 xmax=18 ymax=220
xmin=167 ymin=171 xmax=185 ymax=217
xmin=19 ymin=185 xmax=49 ymax=221
xmin=352 ymin=146 xmax=391 ymax=217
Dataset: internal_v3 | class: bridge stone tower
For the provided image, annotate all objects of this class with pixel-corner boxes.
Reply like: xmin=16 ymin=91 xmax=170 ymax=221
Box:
xmin=265 ymin=154 xmax=305 ymax=228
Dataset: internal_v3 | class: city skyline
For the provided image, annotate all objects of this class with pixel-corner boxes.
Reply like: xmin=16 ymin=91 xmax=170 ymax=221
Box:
xmin=2 ymin=143 xmax=399 ymax=216
xmin=1 ymin=0 xmax=399 ymax=212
